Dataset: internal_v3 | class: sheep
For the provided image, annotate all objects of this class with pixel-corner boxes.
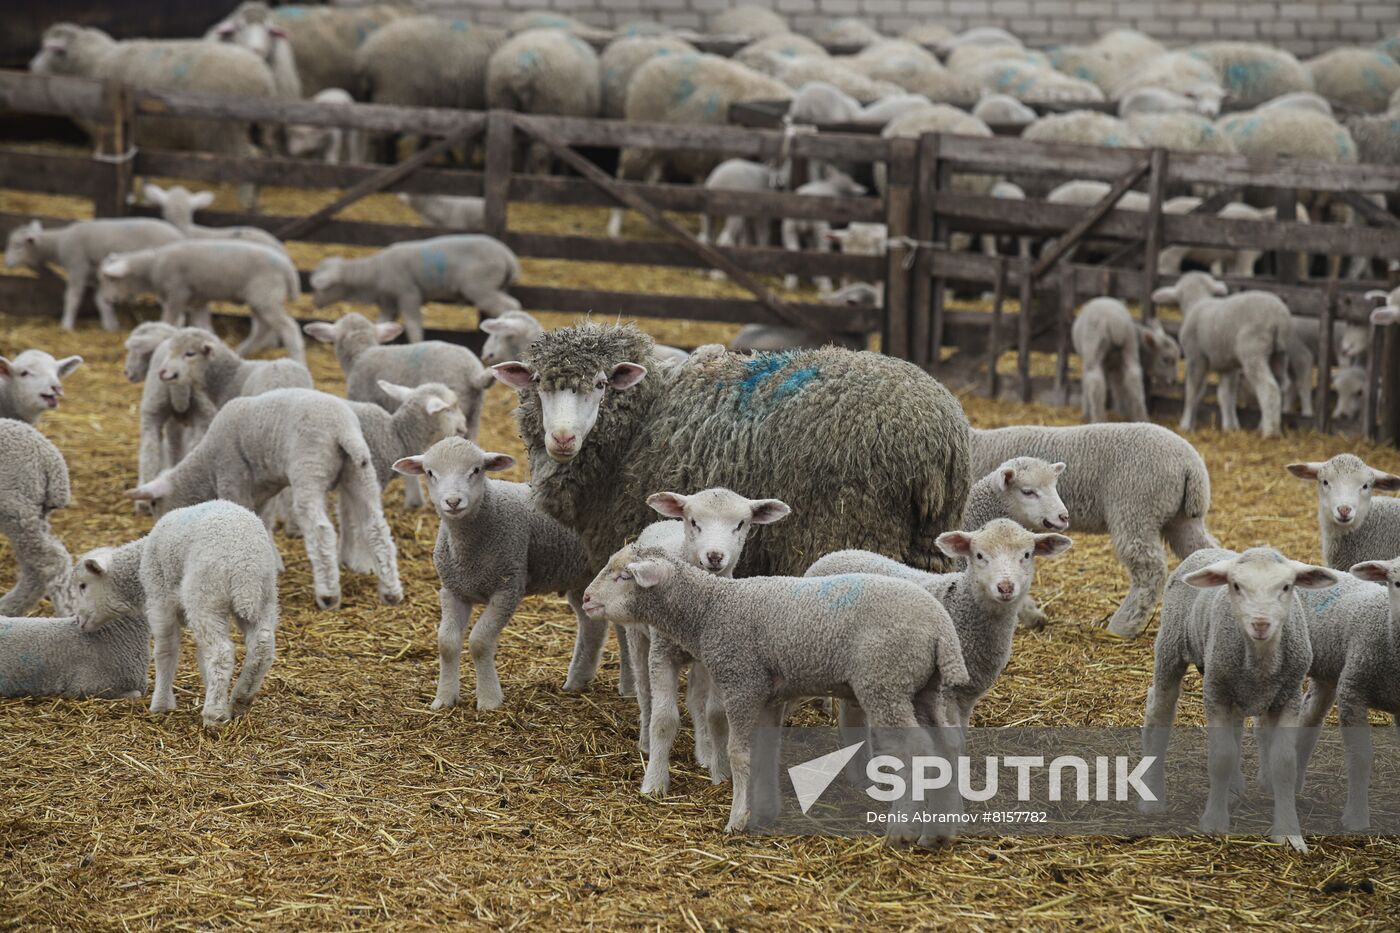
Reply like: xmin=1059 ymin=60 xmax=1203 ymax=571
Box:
xmin=491 ymin=325 xmax=972 ymax=578
xmin=134 ymin=336 xmax=218 ymax=496
xmin=1126 ymin=112 xmax=1238 ymax=155
xmin=1118 ymin=86 xmax=1219 ymax=118
xmin=285 ymin=89 xmax=368 ymax=165
xmin=583 ymin=546 xmax=967 ymax=841
xmin=1216 ymin=105 xmax=1357 ymax=166
xmin=1152 ymin=272 xmax=1294 ymax=437
xmin=960 ymin=457 xmax=1071 ymax=536
xmin=4 ymin=218 xmax=183 ymax=330
xmin=805 ymin=520 xmax=1072 ymax=733
xmin=1071 ymin=298 xmax=1180 ymax=424
xmin=1286 ymin=454 xmax=1400 ymax=572
xmin=779 ymin=172 xmax=869 ymax=292
xmin=0 ymin=420 xmax=73 ymax=617
xmin=71 ymin=501 xmax=279 ymax=731
xmin=786 ymin=81 xmax=863 ymax=126
xmin=392 ymin=438 xmax=602 ymax=711
xmin=506 ymin=12 xmax=612 ymax=42
xmin=123 ymin=321 xmax=178 ymax=383
xmin=31 ymin=25 xmax=275 ymax=208
xmin=976 ymin=60 xmax=1106 ymax=105
xmin=302 ymin=312 xmax=494 ymax=442
xmin=138 ymin=184 xmax=285 ymax=253
xmin=727 ymin=279 xmax=874 ymax=351
xmin=879 ymin=105 xmax=994 ymax=195
xmin=1330 ymin=366 xmax=1369 ymax=422
xmin=0 ymin=350 xmax=82 ymax=426
xmin=1023 ymin=111 xmax=1145 ymax=149
xmin=397 ymin=193 xmax=485 ymax=233
xmin=355 ymin=17 xmax=506 ymax=121
xmin=485 ymin=29 xmax=601 ymax=121
xmin=599 ymin=36 xmax=697 ymax=120
xmin=970 ymin=423 xmax=1217 ymax=637
xmin=1156 ymin=199 xmax=1288 ymax=278
xmin=1259 ymin=91 xmax=1335 ymax=115
xmin=851 ymin=93 xmax=936 ymax=128
xmin=209 ymin=3 xmax=400 ymax=97
xmin=771 ymin=57 xmax=903 ymax=102
xmin=1140 ymin=547 xmax=1335 ymax=852
xmin=310 ymin=235 xmax=520 ymax=343
xmin=972 ymin=93 xmax=1037 ymax=126
xmin=733 ymin=34 xmax=828 ymax=77
xmin=1306 ymin=48 xmax=1400 ymax=114
xmin=1344 ymin=110 xmax=1400 ymax=167
xmin=709 ymin=6 xmax=789 ymax=40
xmin=845 ymin=45 xmax=980 ymax=105
xmin=1115 ymin=52 xmax=1225 ymax=102
xmin=825 ymin=222 xmax=888 ymax=290
xmin=0 ymin=613 xmax=148 ymax=700
xmin=204 ymin=1 xmax=301 ymax=99
xmin=1295 ymin=558 xmax=1400 ymax=831
xmin=626 ymin=489 xmax=792 ymax=794
xmin=1188 ymin=42 xmax=1315 ymax=108
xmin=810 ymin=17 xmax=884 ymax=48
xmin=125 ymin=388 xmax=402 ymax=611
xmin=609 ymin=54 xmax=791 ymax=238
xmin=479 ymin=310 xmax=545 ymax=367
xmin=698 ymin=158 xmax=783 ymax=253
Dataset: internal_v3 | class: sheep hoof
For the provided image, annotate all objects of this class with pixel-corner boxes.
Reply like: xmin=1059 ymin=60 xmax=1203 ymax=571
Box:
xmin=202 ymin=715 xmax=231 ymax=733
xmin=315 ymin=593 xmax=342 ymax=611
xmin=134 ymin=500 xmax=153 ymax=517
xmin=230 ymin=698 xmax=253 ymax=717
xmin=561 ymin=677 xmax=591 ymax=692
xmin=1341 ymin=810 xmax=1370 ymax=833
xmin=640 ymin=775 xmax=669 ymax=797
xmin=379 ymin=586 xmax=404 ymax=606
xmin=430 ymin=694 xmax=457 ymax=711
xmin=916 ymin=831 xmax=956 ymax=850
xmin=1271 ymin=833 xmax=1308 ymax=853
xmin=1105 ymin=614 xmax=1147 ymax=639
xmin=475 ymin=692 xmax=504 ymax=711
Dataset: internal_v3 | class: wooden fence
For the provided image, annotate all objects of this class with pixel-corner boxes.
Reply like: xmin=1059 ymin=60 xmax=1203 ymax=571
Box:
xmin=2 ymin=69 xmax=1400 ymax=440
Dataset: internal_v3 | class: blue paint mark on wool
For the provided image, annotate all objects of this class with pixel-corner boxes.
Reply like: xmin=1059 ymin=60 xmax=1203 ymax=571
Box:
xmin=792 ymin=575 xmax=866 ymax=611
xmin=278 ymin=6 xmax=306 ymax=18
xmin=420 ymin=249 xmax=449 ymax=290
xmin=172 ymin=62 xmax=189 ymax=80
xmin=772 ymin=366 xmax=819 ymax=402
xmin=450 ymin=20 xmax=470 ymax=32
xmin=701 ymin=92 xmax=722 ymax=116
xmin=519 ymin=49 xmax=540 ymax=69
xmin=674 ymin=77 xmax=696 ymax=103
xmin=733 ymin=353 xmax=819 ymax=413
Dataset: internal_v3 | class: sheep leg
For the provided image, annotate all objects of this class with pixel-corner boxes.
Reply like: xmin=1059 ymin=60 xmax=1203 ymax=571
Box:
xmin=626 ymin=625 xmax=652 ymax=753
xmin=1242 ymin=358 xmax=1282 ymax=437
xmin=189 ymin=609 xmax=236 ymax=732
xmin=641 ymin=637 xmax=685 ymax=796
xmin=1117 ymin=358 xmax=1149 ymax=422
xmin=188 ymin=304 xmax=214 ymax=332
xmin=1179 ymin=356 xmax=1208 ymax=432
xmin=229 ymin=610 xmax=276 ymax=717
xmin=59 ymin=277 xmax=86 ymax=331
xmin=375 ymin=298 xmax=397 ymax=325
xmin=781 ymin=220 xmax=801 ymax=291
xmin=1140 ymin=661 xmax=1185 ymax=813
xmin=159 ymin=298 xmax=184 ymax=326
xmin=562 ymin=590 xmax=607 ymax=692
xmin=1294 ymin=678 xmax=1337 ymax=792
xmin=148 ymin=598 xmax=182 ymax=714
xmin=1104 ymin=532 xmax=1167 ymax=639
xmin=606 ymin=208 xmax=625 ymax=239
xmin=397 ymin=295 xmax=425 ymax=344
xmin=838 ymin=699 xmax=872 ymax=786
xmin=431 ymin=588 xmax=474 ymax=710
xmin=466 ymin=590 xmax=523 ymax=711
xmin=337 ymin=467 xmax=402 ymax=605
xmin=289 ymin=485 xmax=341 ymax=611
xmin=747 ymin=701 xmax=786 ymax=831
xmin=687 ymin=661 xmax=712 ymax=769
xmin=1081 ymin=365 xmax=1108 ymax=423
xmin=1259 ymin=707 xmax=1306 ymax=850
xmin=708 ymin=217 xmax=746 ymax=281
xmin=866 ymin=699 xmax=927 ymax=847
xmin=1200 ymin=703 xmax=1243 ymax=835
xmin=615 ymin=623 xmax=635 ymax=696
xmin=262 ymin=305 xmax=306 ymax=364
xmin=1339 ymin=694 xmax=1374 ymax=833
xmin=334 ymin=493 xmax=376 ymax=574
xmin=0 ymin=516 xmax=72 ymax=617
xmin=402 ymin=475 xmax=425 ymax=509
xmin=722 ymin=693 xmax=762 ymax=832
xmin=236 ymin=316 xmax=275 ymax=358
xmin=1216 ymin=371 xmax=1241 ymax=432
xmin=1016 ymin=597 xmax=1048 ymax=630
xmin=705 ymin=675 xmax=731 ymax=784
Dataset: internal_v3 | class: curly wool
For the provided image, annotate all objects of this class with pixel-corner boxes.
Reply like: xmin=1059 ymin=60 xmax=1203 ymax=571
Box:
xmin=1307 ymin=48 xmax=1400 ymax=114
xmin=1217 ymin=106 xmax=1357 ymax=163
xmin=1188 ymin=42 xmax=1314 ymax=108
xmin=355 ymin=16 xmax=505 ymax=110
xmin=0 ymin=420 xmax=72 ymax=617
xmin=599 ymin=36 xmax=696 ymax=118
xmin=486 ymin=28 xmax=601 ymax=117
xmin=516 ymin=325 xmax=972 ymax=575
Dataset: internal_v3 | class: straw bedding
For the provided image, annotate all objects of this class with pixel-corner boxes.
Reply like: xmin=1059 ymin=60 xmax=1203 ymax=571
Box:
xmin=1 ymin=181 xmax=1397 ymax=930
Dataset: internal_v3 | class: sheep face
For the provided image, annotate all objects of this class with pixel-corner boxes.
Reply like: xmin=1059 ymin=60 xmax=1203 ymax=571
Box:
xmin=123 ymin=323 xmax=175 ymax=383
xmin=393 ymin=437 xmax=513 ymax=521
xmin=491 ymin=360 xmax=647 ymax=462
xmin=1181 ymin=548 xmax=1337 ymax=644
xmin=1140 ymin=323 xmax=1183 ymax=386
xmin=310 ymin=259 xmax=351 ymax=308
xmin=378 ymin=381 xmax=469 ymax=442
xmin=0 ymin=349 xmax=82 ymax=420
xmin=646 ymin=487 xmax=791 ymax=575
xmin=937 ymin=518 xmax=1071 ymax=609
xmin=581 ymin=546 xmax=675 ymax=626
xmin=1151 ymin=271 xmax=1227 ymax=310
xmin=1348 ymin=556 xmax=1400 ymax=613
xmin=1287 ymin=454 xmax=1400 ymax=530
xmin=208 ymin=10 xmax=286 ymax=63
xmin=70 ymin=548 xmax=135 ymax=633
xmin=987 ymin=457 xmax=1070 ymax=532
xmin=1330 ymin=367 xmax=1367 ymax=421
xmin=29 ymin=25 xmax=85 ymax=77
xmin=97 ymin=254 xmax=142 ymax=306
xmin=3 ymin=221 xmax=43 ymax=269
xmin=479 ymin=314 xmax=538 ymax=366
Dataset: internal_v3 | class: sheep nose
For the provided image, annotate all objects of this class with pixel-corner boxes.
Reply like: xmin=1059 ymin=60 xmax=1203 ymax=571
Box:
xmin=705 ymin=551 xmax=725 ymax=569
xmin=550 ymin=432 xmax=576 ymax=449
xmin=1337 ymin=505 xmax=1353 ymax=521
xmin=444 ymin=496 xmax=462 ymax=510
xmin=996 ymin=580 xmax=1015 ymax=598
xmin=158 ymin=369 xmax=176 ymax=382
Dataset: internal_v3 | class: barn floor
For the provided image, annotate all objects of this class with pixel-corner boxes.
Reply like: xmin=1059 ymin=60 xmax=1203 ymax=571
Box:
xmin=2 ymin=182 xmax=1399 ymax=930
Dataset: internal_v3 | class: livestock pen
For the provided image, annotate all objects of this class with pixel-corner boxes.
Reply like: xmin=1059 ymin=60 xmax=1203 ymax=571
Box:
xmin=2 ymin=69 xmax=1400 ymax=930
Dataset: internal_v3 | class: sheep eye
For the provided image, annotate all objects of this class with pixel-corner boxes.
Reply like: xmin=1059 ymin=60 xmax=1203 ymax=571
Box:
xmin=1232 ymin=583 xmax=1240 ymax=592
xmin=1322 ymin=480 xmax=1329 ymax=487
xmin=1393 ymin=580 xmax=1399 ymax=588
xmin=595 ymin=380 xmax=607 ymax=390
xmin=1282 ymin=584 xmax=1291 ymax=592
xmin=975 ymin=552 xmax=984 ymax=560
xmin=1021 ymin=488 xmax=1037 ymax=497
xmin=619 ymin=572 xmax=632 ymax=581
xmin=1023 ymin=551 xmax=1031 ymax=560
xmin=1363 ymin=483 xmax=1370 ymax=490
xmin=17 ymin=370 xmax=28 ymax=377
xmin=184 ymin=351 xmax=195 ymax=358
xmin=77 ymin=582 xmax=86 ymax=591
xmin=426 ymin=469 xmax=436 ymax=479
xmin=736 ymin=521 xmax=745 ymax=531
xmin=690 ymin=519 xmax=699 ymax=530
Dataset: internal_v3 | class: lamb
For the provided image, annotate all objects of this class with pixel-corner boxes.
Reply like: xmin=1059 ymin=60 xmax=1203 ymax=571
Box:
xmin=139 ymin=184 xmax=286 ymax=253
xmin=625 ymin=489 xmax=792 ymax=795
xmin=4 ymin=218 xmax=183 ymax=330
xmin=785 ymin=81 xmax=863 ymax=126
xmin=98 ymin=241 xmax=305 ymax=362
xmin=1295 ymin=558 xmax=1400 ymax=831
xmin=971 ymin=93 xmax=1037 ymax=126
xmin=302 ymin=312 xmax=495 ymax=444
xmin=1072 ymin=297 xmax=1181 ymax=424
xmin=356 ymin=16 xmax=505 ymax=113
xmin=1188 ymin=42 xmax=1315 ymax=108
xmin=970 ymin=423 xmax=1217 ymax=637
xmin=1330 ymin=366 xmax=1369 ymax=422
xmin=779 ymin=172 xmax=869 ymax=292
xmin=479 ymin=308 xmax=691 ymax=369
xmin=1151 ymin=272 xmax=1293 ymax=438
xmin=0 ymin=613 xmax=147 ymax=700
xmin=0 ymin=350 xmax=82 ymax=426
xmin=708 ymin=6 xmax=789 ymax=40
xmin=805 ymin=519 xmax=1071 ymax=734
xmin=310 ymin=235 xmax=521 ymax=343
xmin=123 ymin=321 xmax=178 ymax=383
xmin=205 ymin=1 xmax=301 ymax=100
xmin=491 ymin=325 xmax=971 ymax=578
xmin=1156 ymin=199 xmax=1288 ymax=278
xmin=582 ymin=547 xmax=967 ymax=842
xmin=71 ymin=501 xmax=279 ymax=731
xmin=285 ymin=88 xmax=368 ymax=165
xmin=125 ymin=388 xmax=402 ymax=611
xmin=392 ymin=438 xmax=602 ymax=711
xmin=1286 ymin=454 xmax=1400 ymax=571
xmin=397 ymin=193 xmax=485 ymax=233
xmin=217 ymin=2 xmax=402 ymax=96
xmin=1140 ymin=547 xmax=1337 ymax=852
xmin=599 ymin=36 xmax=698 ymax=119
xmin=1305 ymin=48 xmax=1400 ymax=114
xmin=485 ymin=28 xmax=601 ymax=120
xmin=0 ymin=420 xmax=73 ymax=617
xmin=699 ymin=158 xmax=783 ymax=252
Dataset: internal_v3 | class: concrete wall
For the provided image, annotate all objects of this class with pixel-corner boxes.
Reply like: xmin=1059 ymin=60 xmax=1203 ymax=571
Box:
xmin=413 ymin=0 xmax=1400 ymax=57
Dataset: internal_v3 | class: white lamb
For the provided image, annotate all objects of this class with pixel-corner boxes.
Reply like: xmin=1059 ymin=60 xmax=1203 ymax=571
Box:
xmin=286 ymin=88 xmax=368 ymax=164
xmin=1286 ymin=454 xmax=1400 ymax=571
xmin=72 ymin=501 xmax=279 ymax=731
xmin=0 ymin=350 xmax=82 ymax=426
xmin=398 ymin=192 xmax=485 ymax=232
xmin=0 ymin=613 xmax=148 ymax=700
xmin=779 ymin=172 xmax=869 ymax=292
xmin=1072 ymin=297 xmax=1181 ymax=424
xmin=0 ymin=419 xmax=73 ymax=617
xmin=139 ymin=183 xmax=286 ymax=252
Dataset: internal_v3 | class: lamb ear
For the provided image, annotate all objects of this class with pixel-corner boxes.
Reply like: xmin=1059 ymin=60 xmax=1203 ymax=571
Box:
xmin=1208 ymin=277 xmax=1229 ymax=296
xmin=998 ymin=465 xmax=1017 ymax=489
xmin=936 ymin=531 xmax=974 ymax=558
xmin=1150 ymin=286 xmax=1178 ymax=304
xmin=1291 ymin=562 xmax=1340 ymax=589
xmin=1286 ymin=462 xmax=1322 ymax=481
xmin=103 ymin=258 xmax=130 ymax=278
xmin=749 ymin=498 xmax=791 ymax=525
xmin=190 ymin=191 xmax=215 ymax=210
xmin=124 ymin=480 xmax=163 ymax=502
xmin=1349 ymin=561 xmax=1391 ymax=584
xmin=1371 ymin=306 xmax=1400 ymax=326
xmin=1140 ymin=327 xmax=1159 ymax=350
xmin=1033 ymin=533 xmax=1072 ymax=557
xmin=1370 ymin=469 xmax=1400 ymax=492
xmin=0 ymin=356 xmax=11 ymax=379
xmin=608 ymin=362 xmax=647 ymax=390
xmin=392 ymin=456 xmax=426 ymax=476
xmin=483 ymin=453 xmax=515 ymax=472
xmin=472 ymin=369 xmax=497 ymax=391
xmin=376 ymin=380 xmax=412 ymax=403
xmin=424 ymin=397 xmax=451 ymax=416
xmin=646 ymin=492 xmax=687 ymax=519
xmin=142 ymin=183 xmax=167 ymax=206
xmin=374 ymin=322 xmax=403 ymax=343
xmin=303 ymin=321 xmax=338 ymax=343
xmin=1183 ymin=561 xmax=1233 ymax=588
xmin=491 ymin=361 xmax=535 ymax=389
xmin=56 ymin=355 xmax=82 ymax=377
xmin=626 ymin=559 xmax=671 ymax=589
xmin=82 ymin=555 xmax=108 ymax=575
xmin=200 ymin=341 xmax=216 ymax=357
xmin=1051 ymin=461 xmax=1067 ymax=475
xmin=269 ymin=25 xmax=288 ymax=40
xmin=479 ymin=318 xmax=506 ymax=334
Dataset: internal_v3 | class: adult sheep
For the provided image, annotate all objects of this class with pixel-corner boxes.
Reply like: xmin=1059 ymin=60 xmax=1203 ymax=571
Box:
xmin=265 ymin=3 xmax=403 ymax=96
xmin=1306 ymin=48 xmax=1400 ymax=114
xmin=205 ymin=1 xmax=302 ymax=100
xmin=1187 ymin=42 xmax=1314 ymax=108
xmin=355 ymin=17 xmax=505 ymax=112
xmin=492 ymin=326 xmax=971 ymax=576
xmin=599 ymin=35 xmax=696 ymax=119
xmin=486 ymin=28 xmax=601 ymax=118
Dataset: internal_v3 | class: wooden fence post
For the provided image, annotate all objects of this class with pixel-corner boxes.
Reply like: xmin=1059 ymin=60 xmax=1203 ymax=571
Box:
xmin=987 ymin=256 xmax=1008 ymax=399
xmin=1057 ymin=267 xmax=1075 ymax=405
xmin=1315 ymin=258 xmax=1339 ymax=433
xmin=483 ymin=110 xmax=513 ymax=240
xmin=1139 ymin=148 xmax=1169 ymax=414
xmin=1384 ymin=324 xmax=1400 ymax=445
xmin=882 ymin=137 xmax=916 ymax=360
xmin=92 ymin=80 xmax=132 ymax=218
xmin=910 ymin=133 xmax=939 ymax=368
xmin=1274 ymin=186 xmax=1299 ymax=284
xmin=929 ymin=159 xmax=954 ymax=366
xmin=1017 ymin=238 xmax=1033 ymax=403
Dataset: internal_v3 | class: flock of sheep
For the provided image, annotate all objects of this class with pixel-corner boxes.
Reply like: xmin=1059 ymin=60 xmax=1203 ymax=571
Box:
xmin=3 ymin=5 xmax=1400 ymax=853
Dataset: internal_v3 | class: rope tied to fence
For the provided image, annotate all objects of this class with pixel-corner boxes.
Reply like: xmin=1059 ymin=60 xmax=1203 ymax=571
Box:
xmin=92 ymin=146 xmax=137 ymax=164
xmin=887 ymin=235 xmax=946 ymax=270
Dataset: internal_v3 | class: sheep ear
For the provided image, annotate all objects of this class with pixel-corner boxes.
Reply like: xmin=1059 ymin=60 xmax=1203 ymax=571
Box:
xmin=1033 ymin=533 xmax=1072 ymax=557
xmin=998 ymin=465 xmax=1017 ymax=489
xmin=1150 ymin=286 xmax=1177 ymax=304
xmin=479 ymin=318 xmax=505 ymax=334
xmin=392 ymin=456 xmax=426 ymax=476
xmin=0 ymin=356 xmax=11 ymax=379
xmin=23 ymin=221 xmax=42 ymax=242
xmin=608 ymin=362 xmax=647 ymax=390
xmin=749 ymin=498 xmax=791 ymax=525
xmin=1350 ymin=561 xmax=1391 ymax=584
xmin=190 ymin=191 xmax=215 ymax=210
xmin=627 ymin=559 xmax=671 ymax=589
xmin=1183 ymin=561 xmax=1233 ymax=588
xmin=491 ymin=362 xmax=535 ymax=389
xmin=1371 ymin=306 xmax=1400 ymax=326
xmin=1208 ymin=278 xmax=1228 ymax=296
xmin=1286 ymin=462 xmax=1322 ymax=481
xmin=142 ymin=183 xmax=167 ymax=206
xmin=200 ymin=341 xmax=216 ymax=357
xmin=303 ymin=321 xmax=337 ymax=343
xmin=82 ymin=555 xmax=108 ymax=575
xmin=376 ymin=380 xmax=412 ymax=403
xmin=483 ymin=453 xmax=515 ymax=472
xmin=1291 ymin=562 xmax=1340 ymax=589
xmin=472 ymin=369 xmax=497 ymax=391
xmin=424 ymin=397 xmax=451 ymax=416
xmin=1051 ymin=461 xmax=1067 ymax=475
xmin=1370 ymin=469 xmax=1400 ymax=492
xmin=374 ymin=322 xmax=403 ymax=343
xmin=1140 ymin=327 xmax=1159 ymax=350
xmin=646 ymin=492 xmax=687 ymax=519
xmin=936 ymin=531 xmax=973 ymax=558
xmin=56 ymin=355 xmax=82 ymax=377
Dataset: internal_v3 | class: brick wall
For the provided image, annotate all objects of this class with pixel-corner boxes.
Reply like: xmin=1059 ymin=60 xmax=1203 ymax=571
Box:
xmin=410 ymin=0 xmax=1400 ymax=57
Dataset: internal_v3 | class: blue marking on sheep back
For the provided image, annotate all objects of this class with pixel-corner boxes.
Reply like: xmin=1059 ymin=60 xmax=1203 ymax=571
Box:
xmin=772 ymin=366 xmax=819 ymax=402
xmin=792 ymin=575 xmax=866 ymax=611
xmin=450 ymin=20 xmax=470 ymax=32
xmin=1103 ymin=134 xmax=1122 ymax=146
xmin=519 ymin=49 xmax=540 ymax=69
xmin=674 ymin=77 xmax=696 ymax=103
xmin=701 ymin=92 xmax=722 ymax=116
xmin=420 ymin=249 xmax=449 ymax=290
xmin=1336 ymin=132 xmax=1355 ymax=159
xmin=278 ymin=6 xmax=306 ymax=18
xmin=733 ymin=353 xmax=820 ymax=413
xmin=1304 ymin=585 xmax=1343 ymax=615
xmin=656 ymin=48 xmax=672 ymax=57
